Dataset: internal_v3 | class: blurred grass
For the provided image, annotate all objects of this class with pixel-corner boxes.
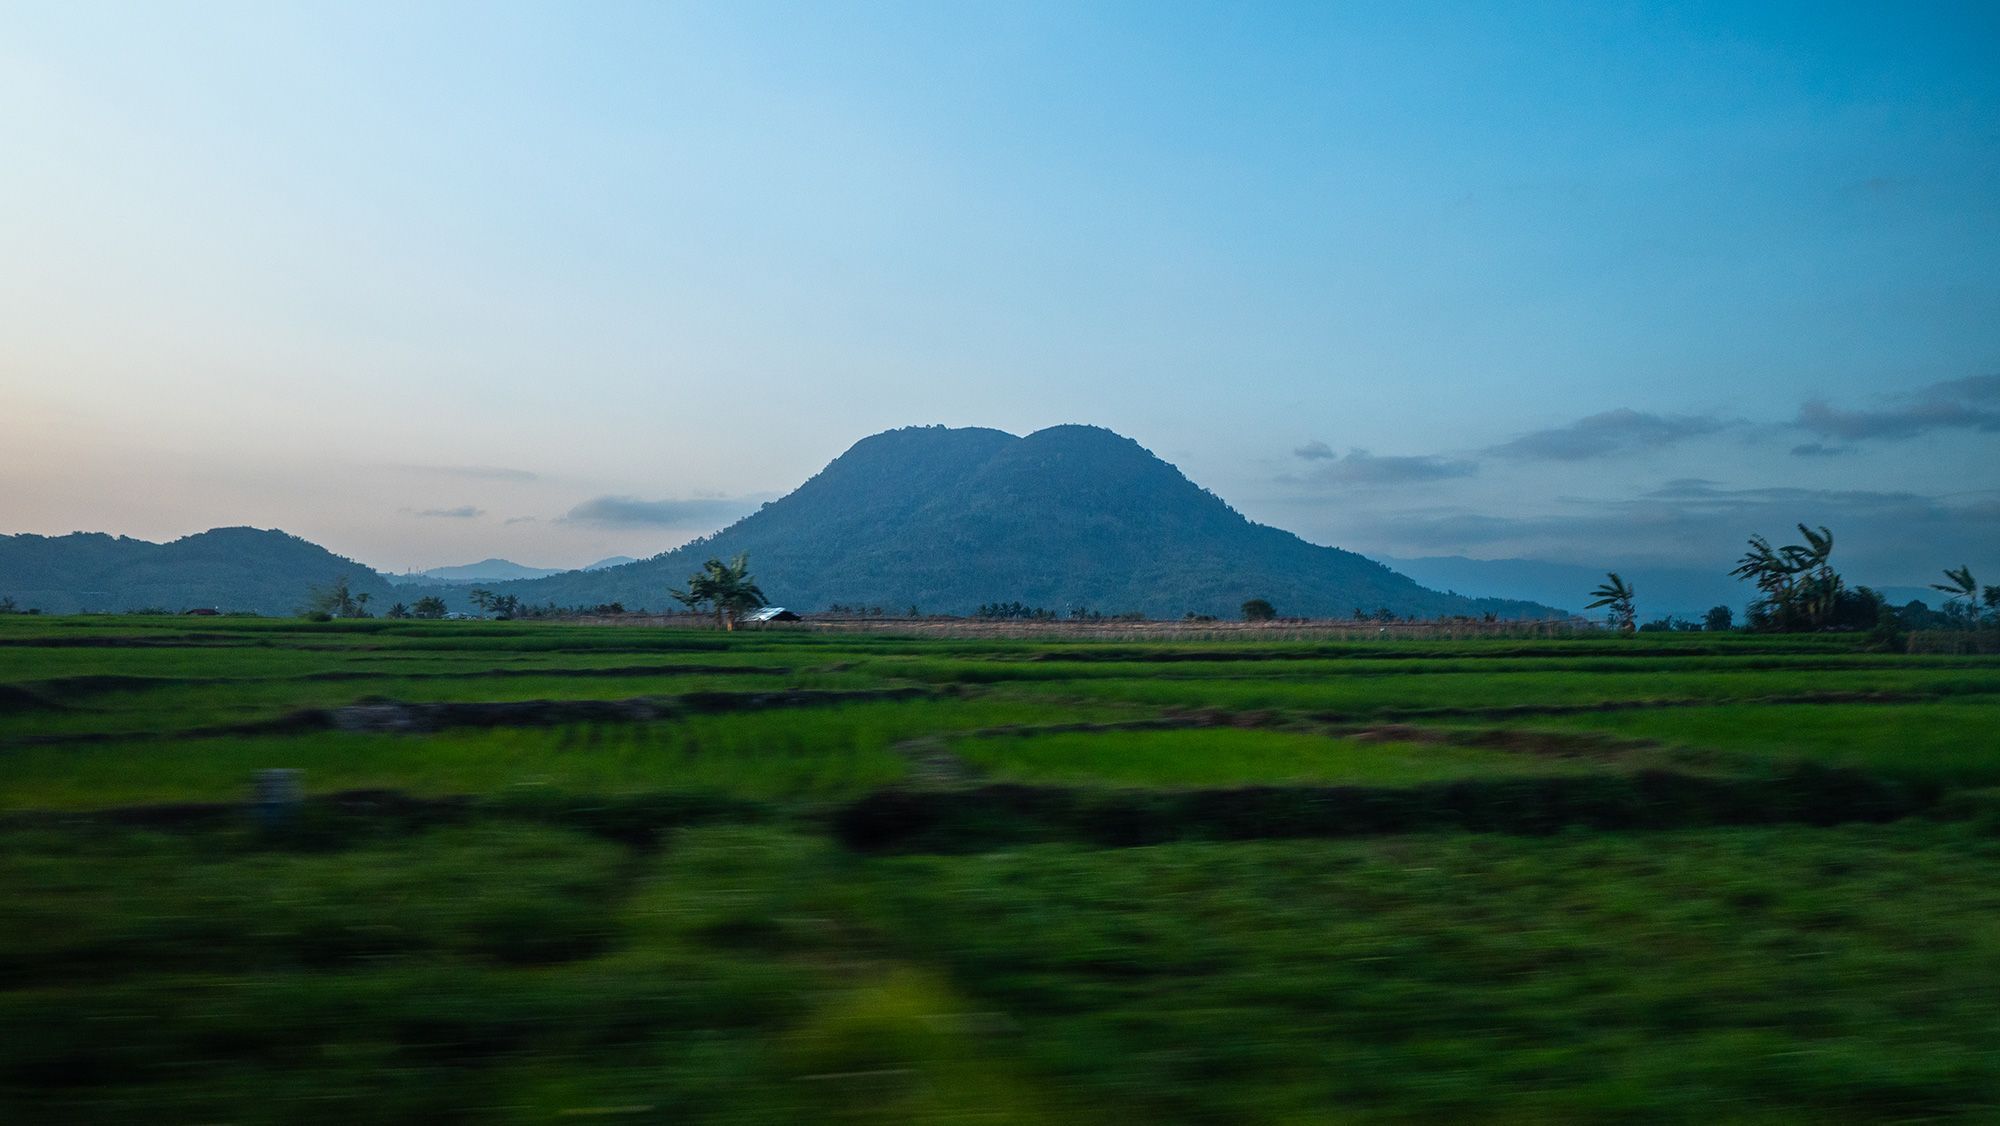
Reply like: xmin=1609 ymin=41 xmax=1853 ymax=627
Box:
xmin=863 ymin=824 xmax=2000 ymax=1121
xmin=7 ymin=616 xmax=2000 ymax=1120
xmin=0 ymin=823 xmax=1067 ymax=1124
xmin=0 ymin=699 xmax=1153 ymax=808
xmin=7 ymin=821 xmax=2000 ymax=1121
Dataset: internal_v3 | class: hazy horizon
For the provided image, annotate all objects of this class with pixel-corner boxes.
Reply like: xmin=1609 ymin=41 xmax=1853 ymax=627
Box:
xmin=4 ymin=3 xmax=1996 ymax=583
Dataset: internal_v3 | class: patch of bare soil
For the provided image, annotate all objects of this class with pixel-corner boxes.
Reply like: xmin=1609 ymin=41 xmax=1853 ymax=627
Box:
xmin=892 ymin=737 xmax=982 ymax=788
xmin=1338 ymin=723 xmax=1662 ymax=760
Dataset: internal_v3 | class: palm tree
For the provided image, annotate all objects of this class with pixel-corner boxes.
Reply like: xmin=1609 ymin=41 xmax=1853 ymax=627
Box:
xmin=670 ymin=554 xmax=766 ymax=630
xmin=1932 ymin=566 xmax=1978 ymax=626
xmin=1731 ymin=525 xmax=1840 ymax=631
xmin=467 ymin=588 xmax=495 ymax=615
xmin=1586 ymin=573 xmax=1636 ymax=633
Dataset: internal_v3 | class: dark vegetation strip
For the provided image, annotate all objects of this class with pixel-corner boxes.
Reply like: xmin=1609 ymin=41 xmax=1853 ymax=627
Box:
xmin=0 ymin=634 xmax=248 ymax=648
xmin=1002 ymin=686 xmax=1998 ymax=729
xmin=298 ymin=662 xmax=787 ymax=681
xmin=0 ymin=632 xmax=741 ymax=654
xmin=1316 ymin=686 xmax=2000 ymax=723
xmin=833 ymin=767 xmax=1939 ymax=852
xmin=1018 ymin=641 xmax=1867 ymax=663
xmin=0 ymin=789 xmax=769 ymax=850
xmin=1 ymin=664 xmax=793 ymax=710
xmin=1 ymin=686 xmax=947 ymax=748
xmin=312 ymin=688 xmax=943 ymax=735
xmin=3 ymin=765 xmax=1942 ymax=853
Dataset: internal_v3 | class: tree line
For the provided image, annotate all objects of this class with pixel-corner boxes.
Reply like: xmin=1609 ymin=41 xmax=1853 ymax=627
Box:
xmin=1587 ymin=524 xmax=1997 ymax=637
xmin=287 ymin=536 xmax=1998 ymax=640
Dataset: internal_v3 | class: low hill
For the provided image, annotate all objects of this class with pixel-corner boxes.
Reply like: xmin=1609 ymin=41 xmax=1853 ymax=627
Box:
xmin=492 ymin=425 xmax=1560 ymax=620
xmin=0 ymin=527 xmax=396 ymax=615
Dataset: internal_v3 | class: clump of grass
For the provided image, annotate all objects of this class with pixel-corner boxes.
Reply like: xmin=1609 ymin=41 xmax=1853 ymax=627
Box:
xmin=0 ymin=823 xmax=630 ymax=982
xmin=1512 ymin=700 xmax=2000 ymax=786
xmin=858 ymin=824 xmax=2000 ymax=1120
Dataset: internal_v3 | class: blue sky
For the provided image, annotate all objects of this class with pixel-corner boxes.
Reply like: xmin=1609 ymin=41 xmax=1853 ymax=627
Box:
xmin=2 ymin=1 xmax=1995 ymax=582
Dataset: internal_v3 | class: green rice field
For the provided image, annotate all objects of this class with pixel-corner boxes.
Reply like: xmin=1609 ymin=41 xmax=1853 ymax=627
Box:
xmin=4 ymin=614 xmax=2000 ymax=1121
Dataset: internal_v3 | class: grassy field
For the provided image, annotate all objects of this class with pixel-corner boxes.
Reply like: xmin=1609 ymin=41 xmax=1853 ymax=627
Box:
xmin=4 ymin=614 xmax=1999 ymax=1121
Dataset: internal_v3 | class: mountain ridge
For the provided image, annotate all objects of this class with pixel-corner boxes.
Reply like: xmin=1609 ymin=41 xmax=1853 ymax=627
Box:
xmin=1 ymin=426 xmax=1571 ymax=618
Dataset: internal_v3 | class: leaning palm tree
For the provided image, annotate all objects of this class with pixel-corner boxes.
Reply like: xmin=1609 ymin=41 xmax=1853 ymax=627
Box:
xmin=1789 ymin=525 xmax=1839 ymax=629
xmin=1932 ymin=566 xmax=1978 ymax=626
xmin=1731 ymin=535 xmax=1792 ymax=600
xmin=1586 ymin=572 xmax=1637 ymax=633
xmin=670 ymin=553 xmax=766 ymax=631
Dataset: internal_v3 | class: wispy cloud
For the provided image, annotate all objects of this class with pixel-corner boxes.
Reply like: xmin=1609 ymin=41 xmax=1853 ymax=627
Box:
xmin=561 ymin=495 xmax=756 ymax=528
xmin=1292 ymin=440 xmax=1335 ymax=461
xmin=389 ymin=464 xmax=539 ymax=483
xmin=1796 ymin=374 xmax=2000 ymax=442
xmin=1487 ymin=409 xmax=1730 ymax=461
xmin=1929 ymin=374 xmax=2000 ymax=401
xmin=405 ymin=505 xmax=484 ymax=519
xmin=1285 ymin=449 xmax=1477 ymax=486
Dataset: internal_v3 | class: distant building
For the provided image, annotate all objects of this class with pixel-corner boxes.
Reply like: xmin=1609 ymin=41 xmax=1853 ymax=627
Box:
xmin=742 ymin=606 xmax=800 ymax=623
xmin=182 ymin=607 xmax=221 ymax=616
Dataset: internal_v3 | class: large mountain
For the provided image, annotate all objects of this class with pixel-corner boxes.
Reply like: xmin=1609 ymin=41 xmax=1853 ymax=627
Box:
xmin=0 ymin=527 xmax=396 ymax=615
xmin=494 ymin=425 xmax=1560 ymax=619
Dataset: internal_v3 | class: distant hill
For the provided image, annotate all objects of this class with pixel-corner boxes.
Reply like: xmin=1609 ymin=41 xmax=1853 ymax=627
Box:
xmin=489 ymin=425 xmax=1561 ymax=619
xmin=387 ymin=556 xmax=644 ymax=587
xmin=1379 ymin=556 xmax=1738 ymax=621
xmin=0 ymin=527 xmax=396 ymax=615
xmin=393 ymin=558 xmax=570 ymax=585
